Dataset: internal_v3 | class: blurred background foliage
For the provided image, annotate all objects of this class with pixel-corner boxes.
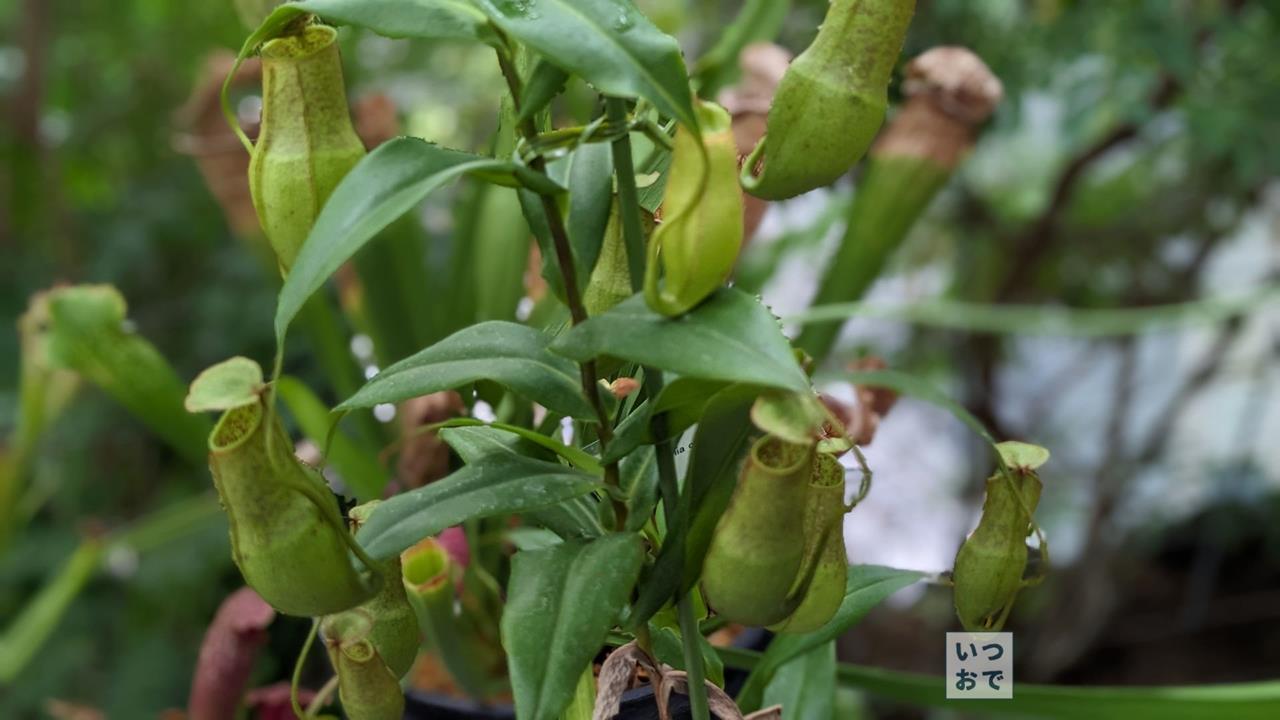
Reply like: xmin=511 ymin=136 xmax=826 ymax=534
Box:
xmin=1 ymin=0 xmax=1277 ymax=717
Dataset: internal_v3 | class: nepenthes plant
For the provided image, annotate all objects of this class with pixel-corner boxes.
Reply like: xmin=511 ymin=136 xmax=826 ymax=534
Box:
xmin=6 ymin=1 xmax=1066 ymax=718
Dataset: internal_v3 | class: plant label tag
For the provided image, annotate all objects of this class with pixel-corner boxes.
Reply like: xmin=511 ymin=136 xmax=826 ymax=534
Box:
xmin=945 ymin=631 xmax=1013 ymax=700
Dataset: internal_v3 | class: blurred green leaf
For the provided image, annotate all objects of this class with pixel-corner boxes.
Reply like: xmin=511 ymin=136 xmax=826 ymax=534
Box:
xmin=791 ymin=287 xmax=1280 ymax=337
xmin=692 ymin=0 xmax=791 ymax=95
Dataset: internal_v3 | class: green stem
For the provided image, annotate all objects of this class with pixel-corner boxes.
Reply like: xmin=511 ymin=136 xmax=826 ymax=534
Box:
xmin=677 ymin=592 xmax=710 ymax=720
xmin=494 ymin=42 xmax=624 ymax=520
xmin=292 ymin=619 xmax=320 ymax=719
xmin=606 ymin=106 xmax=697 ymax=720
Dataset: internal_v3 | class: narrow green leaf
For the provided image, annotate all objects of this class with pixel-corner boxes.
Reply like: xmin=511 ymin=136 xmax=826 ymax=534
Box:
xmin=0 ymin=495 xmax=224 ymax=682
xmin=470 ymin=185 xmax=531 ymax=324
xmin=789 ymin=287 xmax=1280 ymax=337
xmin=474 ymin=0 xmax=698 ymax=130
xmin=628 ymin=387 xmax=755 ymax=628
xmin=276 ymin=138 xmax=515 ymax=346
xmin=276 ymin=376 xmax=387 ymax=501
xmin=567 ymin=142 xmax=615 ymax=292
xmin=517 ymin=60 xmax=570 ymax=125
xmin=289 ymin=0 xmax=490 ymax=41
xmin=834 ymin=369 xmax=1000 ymax=448
xmin=502 ymin=533 xmax=645 ymax=720
xmin=518 ymin=186 xmax=569 ymax=302
xmin=0 ymin=541 xmax=104 ymax=682
xmin=430 ymin=418 xmax=602 ymax=474
xmin=356 ymin=453 xmax=602 ymax=558
xmin=439 ymin=425 xmax=608 ymax=540
xmin=680 ymin=388 xmax=757 ymax=594
xmin=338 ymin=321 xmax=596 ymax=420
xmin=552 ymin=289 xmax=810 ymax=393
xmin=442 ymin=424 xmax=551 ymax=463
xmin=649 ymin=622 xmax=726 ymax=688
xmin=736 ymin=565 xmax=925 ymax=711
xmin=350 ymin=215 xmax=437 ymax=365
xmin=693 ymin=0 xmax=792 ymax=95
xmin=720 ymin=647 xmax=1280 ymax=719
xmin=620 ymin=446 xmax=659 ymax=533
xmin=762 ymin=640 xmax=836 ymax=720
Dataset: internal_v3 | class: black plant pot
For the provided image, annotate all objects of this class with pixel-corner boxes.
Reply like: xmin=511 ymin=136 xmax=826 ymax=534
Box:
xmin=404 ymin=629 xmax=767 ymax=720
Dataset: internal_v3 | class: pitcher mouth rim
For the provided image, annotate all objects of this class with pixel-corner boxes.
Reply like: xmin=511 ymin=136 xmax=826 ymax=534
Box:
xmin=260 ymin=24 xmax=339 ymax=62
xmin=209 ymin=400 xmax=264 ymax=453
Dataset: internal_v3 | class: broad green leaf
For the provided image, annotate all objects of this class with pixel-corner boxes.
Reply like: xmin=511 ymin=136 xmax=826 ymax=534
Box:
xmin=289 ymin=0 xmax=490 ymax=41
xmin=736 ymin=565 xmax=924 ymax=711
xmin=276 ymin=138 xmax=515 ymax=346
xmin=45 ymin=285 xmax=210 ymax=465
xmin=473 ymin=0 xmax=698 ymax=130
xmin=552 ymin=289 xmax=810 ymax=393
xmin=338 ymin=321 xmax=596 ymax=421
xmin=356 ymin=453 xmax=602 ymax=558
xmin=184 ymin=356 xmax=264 ymax=413
xmin=762 ymin=640 xmax=835 ymax=720
xmin=567 ymin=142 xmax=615 ymax=292
xmin=502 ymin=533 xmax=644 ymax=720
xmin=276 ymin=376 xmax=387 ymax=501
